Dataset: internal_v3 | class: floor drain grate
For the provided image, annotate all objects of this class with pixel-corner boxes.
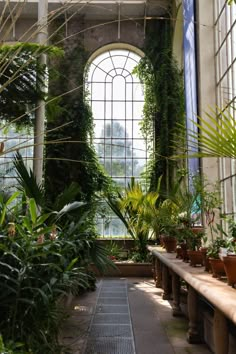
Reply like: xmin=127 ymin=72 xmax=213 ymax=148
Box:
xmin=85 ymin=338 xmax=135 ymax=354
xmin=84 ymin=279 xmax=136 ymax=354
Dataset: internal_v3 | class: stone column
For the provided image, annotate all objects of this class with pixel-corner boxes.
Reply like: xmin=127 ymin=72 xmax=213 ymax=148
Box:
xmin=171 ymin=271 xmax=182 ymax=316
xmin=213 ymin=309 xmax=228 ymax=354
xmin=187 ymin=286 xmax=202 ymax=343
xmin=162 ymin=264 xmax=171 ymax=300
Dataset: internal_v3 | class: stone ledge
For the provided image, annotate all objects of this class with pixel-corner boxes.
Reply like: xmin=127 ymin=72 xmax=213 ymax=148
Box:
xmin=148 ymin=246 xmax=236 ymax=325
xmin=91 ymin=262 xmax=153 ymax=277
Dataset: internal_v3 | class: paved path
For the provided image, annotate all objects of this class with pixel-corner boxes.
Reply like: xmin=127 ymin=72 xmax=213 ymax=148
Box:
xmin=85 ymin=279 xmax=136 ymax=354
xmin=61 ymin=278 xmax=212 ymax=354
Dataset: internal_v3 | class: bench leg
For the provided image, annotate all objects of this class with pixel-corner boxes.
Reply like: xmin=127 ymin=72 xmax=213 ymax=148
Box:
xmin=213 ymin=309 xmax=228 ymax=354
xmin=171 ymin=272 xmax=182 ymax=316
xmin=187 ymin=286 xmax=202 ymax=343
xmin=154 ymin=257 xmax=162 ymax=288
xmin=162 ymin=264 xmax=171 ymax=300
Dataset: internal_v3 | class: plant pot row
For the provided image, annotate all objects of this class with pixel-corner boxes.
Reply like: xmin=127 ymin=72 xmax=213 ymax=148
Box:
xmin=161 ymin=236 xmax=236 ymax=288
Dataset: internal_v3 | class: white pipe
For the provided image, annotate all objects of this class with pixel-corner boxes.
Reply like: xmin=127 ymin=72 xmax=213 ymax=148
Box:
xmin=33 ymin=0 xmax=48 ymax=185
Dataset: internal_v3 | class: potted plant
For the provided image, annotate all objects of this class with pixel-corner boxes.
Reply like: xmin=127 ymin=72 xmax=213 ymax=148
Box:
xmin=186 ymin=228 xmax=205 ymax=266
xmin=200 ymin=235 xmax=211 ymax=271
xmin=207 ymin=237 xmax=228 ymax=278
xmin=155 ymin=199 xmax=180 ymax=253
xmin=105 ymin=177 xmax=161 ymax=262
xmin=221 ymin=219 xmax=236 ymax=287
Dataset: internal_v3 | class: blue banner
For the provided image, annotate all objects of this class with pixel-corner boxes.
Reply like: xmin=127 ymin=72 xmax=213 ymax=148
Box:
xmin=183 ymin=0 xmax=199 ymax=176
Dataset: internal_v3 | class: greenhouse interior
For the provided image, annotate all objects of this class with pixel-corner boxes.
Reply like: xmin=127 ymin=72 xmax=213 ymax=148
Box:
xmin=0 ymin=0 xmax=236 ymax=353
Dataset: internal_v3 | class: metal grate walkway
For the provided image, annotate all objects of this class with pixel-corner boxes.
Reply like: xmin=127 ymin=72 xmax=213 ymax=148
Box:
xmin=84 ymin=279 xmax=136 ymax=354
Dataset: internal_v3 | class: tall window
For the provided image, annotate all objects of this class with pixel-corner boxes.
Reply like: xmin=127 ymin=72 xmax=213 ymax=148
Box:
xmin=86 ymin=48 xmax=147 ymax=236
xmin=0 ymin=125 xmax=33 ymax=192
xmin=214 ymin=2 xmax=236 ymax=221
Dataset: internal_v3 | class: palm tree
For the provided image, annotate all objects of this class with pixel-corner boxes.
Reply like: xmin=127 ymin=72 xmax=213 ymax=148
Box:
xmin=105 ymin=177 xmax=162 ymax=261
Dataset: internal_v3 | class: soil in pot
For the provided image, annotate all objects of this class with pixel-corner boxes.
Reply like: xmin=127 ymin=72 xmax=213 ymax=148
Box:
xmin=162 ymin=236 xmax=177 ymax=253
xmin=209 ymin=258 xmax=226 ymax=279
xmin=223 ymin=255 xmax=236 ymax=287
xmin=187 ymin=250 xmax=203 ymax=267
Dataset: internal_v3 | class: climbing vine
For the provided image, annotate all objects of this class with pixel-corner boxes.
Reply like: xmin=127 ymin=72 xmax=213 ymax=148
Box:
xmin=134 ymin=18 xmax=185 ymax=194
xmin=45 ymin=37 xmax=110 ymax=204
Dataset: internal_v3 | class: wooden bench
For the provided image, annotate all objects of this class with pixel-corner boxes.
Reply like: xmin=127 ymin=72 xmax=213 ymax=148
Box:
xmin=148 ymin=246 xmax=236 ymax=354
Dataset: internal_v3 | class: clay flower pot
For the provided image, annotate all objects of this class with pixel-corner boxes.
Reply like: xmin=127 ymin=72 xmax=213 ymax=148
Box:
xmin=159 ymin=235 xmax=165 ymax=248
xmin=209 ymin=258 xmax=226 ymax=279
xmin=187 ymin=250 xmax=203 ymax=267
xmin=162 ymin=236 xmax=177 ymax=253
xmin=191 ymin=226 xmax=204 ymax=235
xmin=176 ymin=246 xmax=182 ymax=259
xmin=200 ymin=247 xmax=210 ymax=272
xmin=223 ymin=255 xmax=236 ymax=287
xmin=180 ymin=242 xmax=189 ymax=262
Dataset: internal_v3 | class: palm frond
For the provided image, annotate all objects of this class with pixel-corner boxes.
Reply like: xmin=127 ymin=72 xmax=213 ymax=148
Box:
xmin=172 ymin=106 xmax=236 ymax=159
xmin=13 ymin=151 xmax=45 ymax=207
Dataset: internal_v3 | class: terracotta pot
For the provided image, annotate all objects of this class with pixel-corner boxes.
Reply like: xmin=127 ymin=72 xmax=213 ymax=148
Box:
xmin=200 ymin=247 xmax=210 ymax=272
xmin=162 ymin=236 xmax=177 ymax=253
xmin=180 ymin=242 xmax=189 ymax=262
xmin=223 ymin=255 xmax=236 ymax=287
xmin=191 ymin=226 xmax=204 ymax=234
xmin=176 ymin=246 xmax=182 ymax=259
xmin=187 ymin=250 xmax=203 ymax=267
xmin=159 ymin=235 xmax=165 ymax=248
xmin=209 ymin=258 xmax=226 ymax=279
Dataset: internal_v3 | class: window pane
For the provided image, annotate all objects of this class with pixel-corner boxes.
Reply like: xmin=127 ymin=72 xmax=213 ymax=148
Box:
xmin=86 ymin=48 xmax=148 ymax=237
xmin=215 ymin=1 xmax=236 ymax=225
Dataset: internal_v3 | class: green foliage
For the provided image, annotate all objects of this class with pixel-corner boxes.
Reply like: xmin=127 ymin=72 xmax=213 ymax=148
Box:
xmin=0 ymin=42 xmax=63 ymax=126
xmin=105 ymin=241 xmax=123 ymax=260
xmin=13 ymin=151 xmax=45 ymax=208
xmin=45 ymin=41 xmax=110 ymax=203
xmin=105 ymin=177 xmax=162 ymax=261
xmin=228 ymin=218 xmax=236 ymax=239
xmin=0 ymin=335 xmax=27 ymax=354
xmin=134 ymin=19 xmax=185 ymax=193
xmin=207 ymin=237 xmax=228 ymax=259
xmin=173 ymin=105 xmax=236 ymax=159
xmin=0 ymin=168 xmax=114 ymax=352
xmin=0 ymin=197 xmax=89 ymax=353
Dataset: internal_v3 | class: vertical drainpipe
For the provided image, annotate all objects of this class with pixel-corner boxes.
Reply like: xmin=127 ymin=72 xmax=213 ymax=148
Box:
xmin=33 ymin=0 xmax=48 ymax=185
xmin=183 ymin=0 xmax=199 ymax=178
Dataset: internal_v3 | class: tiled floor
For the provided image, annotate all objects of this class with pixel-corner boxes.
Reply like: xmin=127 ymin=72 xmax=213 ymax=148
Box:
xmin=60 ymin=278 xmax=212 ymax=354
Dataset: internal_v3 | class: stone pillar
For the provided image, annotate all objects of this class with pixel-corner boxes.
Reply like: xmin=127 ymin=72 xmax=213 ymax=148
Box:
xmin=154 ymin=257 xmax=162 ymax=288
xmin=187 ymin=286 xmax=202 ymax=343
xmin=162 ymin=264 xmax=171 ymax=300
xmin=171 ymin=271 xmax=182 ymax=316
xmin=213 ymin=309 xmax=228 ymax=354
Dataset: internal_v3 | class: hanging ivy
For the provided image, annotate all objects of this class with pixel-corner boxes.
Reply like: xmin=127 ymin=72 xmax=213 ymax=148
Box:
xmin=45 ymin=41 xmax=110 ymax=204
xmin=134 ymin=18 xmax=185 ymax=194
xmin=0 ymin=42 xmax=62 ymax=126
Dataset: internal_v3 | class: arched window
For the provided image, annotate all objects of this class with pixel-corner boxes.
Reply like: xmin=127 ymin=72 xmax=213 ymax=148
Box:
xmin=86 ymin=47 xmax=148 ymax=236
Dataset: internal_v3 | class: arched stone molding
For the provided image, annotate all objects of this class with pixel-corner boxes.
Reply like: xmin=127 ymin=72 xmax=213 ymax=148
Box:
xmin=172 ymin=2 xmax=183 ymax=68
xmin=86 ymin=43 xmax=145 ymax=70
